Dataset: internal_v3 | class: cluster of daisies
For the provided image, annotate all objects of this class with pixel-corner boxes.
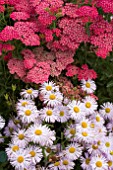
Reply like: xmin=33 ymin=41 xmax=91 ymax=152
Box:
xmin=1 ymin=79 xmax=113 ymax=170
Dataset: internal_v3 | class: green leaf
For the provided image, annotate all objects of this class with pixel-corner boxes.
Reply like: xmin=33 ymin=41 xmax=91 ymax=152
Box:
xmin=107 ymin=81 xmax=113 ymax=88
xmin=0 ymin=151 xmax=7 ymax=163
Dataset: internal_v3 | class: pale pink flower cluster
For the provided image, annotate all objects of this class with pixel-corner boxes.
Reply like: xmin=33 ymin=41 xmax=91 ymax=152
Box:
xmin=7 ymin=47 xmax=75 ymax=83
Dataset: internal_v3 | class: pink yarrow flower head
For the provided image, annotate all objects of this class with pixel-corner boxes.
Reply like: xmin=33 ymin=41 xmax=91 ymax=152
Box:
xmin=26 ymin=62 xmax=50 ymax=84
xmin=14 ymin=22 xmax=40 ymax=46
xmin=10 ymin=12 xmax=30 ymax=21
xmin=76 ymin=6 xmax=98 ymax=23
xmin=90 ymin=16 xmax=113 ymax=58
xmin=0 ymin=26 xmax=19 ymax=42
xmin=58 ymin=17 xmax=89 ymax=51
xmin=66 ymin=64 xmax=79 ymax=77
xmin=7 ymin=58 xmax=26 ymax=78
xmin=23 ymin=58 xmax=37 ymax=69
xmin=97 ymin=0 xmax=113 ymax=14
xmin=77 ymin=64 xmax=97 ymax=81
xmin=21 ymin=49 xmax=35 ymax=59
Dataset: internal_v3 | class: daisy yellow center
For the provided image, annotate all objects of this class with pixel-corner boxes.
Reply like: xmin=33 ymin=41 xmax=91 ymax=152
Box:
xmin=105 ymin=142 xmax=110 ymax=147
xmin=81 ymin=122 xmax=88 ymax=128
xmin=49 ymin=94 xmax=56 ymax=100
xmin=35 ymin=129 xmax=42 ymax=135
xmin=73 ymin=107 xmax=80 ymax=113
xmin=25 ymin=110 xmax=31 ymax=116
xmin=60 ymin=111 xmax=64 ymax=116
xmin=54 ymin=162 xmax=60 ymax=166
xmin=85 ymin=158 xmax=90 ymax=165
xmin=96 ymin=161 xmax=102 ymax=167
xmin=108 ymin=161 xmax=112 ymax=167
xmin=9 ymin=127 xmax=13 ymax=133
xmin=12 ymin=145 xmax=19 ymax=152
xmin=22 ymin=102 xmax=28 ymax=106
xmin=18 ymin=134 xmax=24 ymax=140
xmin=105 ymin=108 xmax=110 ymax=113
xmin=82 ymin=132 xmax=88 ymax=137
xmin=96 ymin=116 xmax=100 ymax=122
xmin=85 ymin=82 xmax=91 ymax=88
xmin=63 ymin=160 xmax=69 ymax=165
xmin=70 ymin=129 xmax=76 ymax=135
xmin=46 ymin=147 xmax=51 ymax=153
xmin=69 ymin=147 xmax=76 ymax=153
xmin=99 ymin=129 xmax=102 ymax=132
xmin=85 ymin=102 xmax=91 ymax=108
xmin=26 ymin=89 xmax=32 ymax=94
xmin=90 ymin=123 xmax=95 ymax=128
xmin=17 ymin=156 xmax=24 ymax=163
xmin=97 ymin=141 xmax=101 ymax=145
xmin=92 ymin=145 xmax=98 ymax=150
xmin=30 ymin=151 xmax=36 ymax=157
xmin=46 ymin=85 xmax=52 ymax=91
xmin=110 ymin=151 xmax=113 ymax=155
xmin=46 ymin=110 xmax=53 ymax=116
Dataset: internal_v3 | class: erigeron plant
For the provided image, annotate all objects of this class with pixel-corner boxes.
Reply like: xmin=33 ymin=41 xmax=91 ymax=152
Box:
xmin=2 ymin=80 xmax=113 ymax=170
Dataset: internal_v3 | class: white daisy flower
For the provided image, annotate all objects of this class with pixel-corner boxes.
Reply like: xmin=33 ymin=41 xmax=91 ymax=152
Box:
xmin=43 ymin=92 xmax=63 ymax=107
xmin=20 ymin=88 xmax=38 ymax=99
xmin=27 ymin=145 xmax=43 ymax=164
xmin=83 ymin=96 xmax=98 ymax=115
xmin=90 ymin=155 xmax=108 ymax=170
xmin=48 ymin=161 xmax=62 ymax=170
xmin=15 ymin=163 xmax=36 ymax=170
xmin=92 ymin=124 xmax=107 ymax=142
xmin=26 ymin=124 xmax=55 ymax=146
xmin=12 ymin=129 xmax=29 ymax=148
xmin=67 ymin=100 xmax=85 ymax=120
xmin=81 ymin=79 xmax=96 ymax=94
xmin=40 ymin=81 xmax=59 ymax=95
xmin=6 ymin=142 xmax=20 ymax=158
xmin=54 ymin=104 xmax=70 ymax=123
xmin=44 ymin=146 xmax=56 ymax=157
xmin=107 ymin=160 xmax=113 ymax=170
xmin=100 ymin=136 xmax=113 ymax=154
xmin=9 ymin=149 xmax=31 ymax=170
xmin=76 ymin=128 xmax=94 ymax=143
xmin=17 ymin=105 xmax=38 ymax=124
xmin=107 ymin=150 xmax=113 ymax=161
xmin=76 ymin=118 xmax=91 ymax=131
xmin=99 ymin=102 xmax=113 ymax=120
xmin=80 ymin=153 xmax=92 ymax=170
xmin=61 ymin=158 xmax=75 ymax=169
xmin=86 ymin=142 xmax=102 ymax=156
xmin=39 ymin=107 xmax=57 ymax=123
xmin=65 ymin=143 xmax=83 ymax=161
xmin=64 ymin=124 xmax=76 ymax=140
xmin=16 ymin=99 xmax=35 ymax=110
xmin=0 ymin=115 xmax=5 ymax=129
xmin=90 ymin=113 xmax=105 ymax=126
